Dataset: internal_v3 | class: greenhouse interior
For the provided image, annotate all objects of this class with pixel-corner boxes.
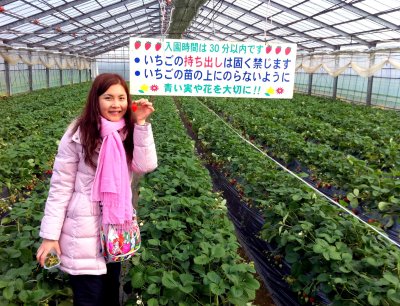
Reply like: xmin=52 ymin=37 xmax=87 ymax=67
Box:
xmin=1 ymin=0 xmax=400 ymax=305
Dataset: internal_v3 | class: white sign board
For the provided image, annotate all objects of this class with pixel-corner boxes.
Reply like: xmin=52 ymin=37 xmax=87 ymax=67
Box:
xmin=129 ymin=38 xmax=297 ymax=98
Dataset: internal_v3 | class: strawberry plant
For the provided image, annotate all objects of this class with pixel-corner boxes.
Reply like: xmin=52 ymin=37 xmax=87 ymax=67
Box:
xmin=178 ymin=95 xmax=400 ymax=305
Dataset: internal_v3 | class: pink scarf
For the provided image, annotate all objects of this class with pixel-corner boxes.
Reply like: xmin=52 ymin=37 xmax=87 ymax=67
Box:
xmin=91 ymin=117 xmax=133 ymax=230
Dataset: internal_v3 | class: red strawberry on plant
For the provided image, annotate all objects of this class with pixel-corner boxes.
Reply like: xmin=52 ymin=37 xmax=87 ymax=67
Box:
xmin=134 ymin=41 xmax=141 ymax=49
xmin=265 ymin=45 xmax=272 ymax=54
xmin=285 ymin=46 xmax=291 ymax=55
xmin=145 ymin=41 xmax=151 ymax=50
xmin=275 ymin=46 xmax=281 ymax=54
xmin=131 ymin=103 xmax=138 ymax=112
xmin=155 ymin=42 xmax=161 ymax=51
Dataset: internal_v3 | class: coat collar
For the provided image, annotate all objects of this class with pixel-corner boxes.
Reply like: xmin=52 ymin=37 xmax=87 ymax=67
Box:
xmin=71 ymin=126 xmax=128 ymax=146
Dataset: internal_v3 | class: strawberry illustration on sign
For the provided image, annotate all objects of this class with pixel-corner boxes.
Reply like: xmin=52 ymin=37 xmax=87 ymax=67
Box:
xmin=145 ymin=41 xmax=151 ymax=50
xmin=155 ymin=42 xmax=161 ymax=51
xmin=285 ymin=47 xmax=291 ymax=55
xmin=266 ymin=45 xmax=272 ymax=54
xmin=134 ymin=41 xmax=141 ymax=49
xmin=275 ymin=46 xmax=281 ymax=54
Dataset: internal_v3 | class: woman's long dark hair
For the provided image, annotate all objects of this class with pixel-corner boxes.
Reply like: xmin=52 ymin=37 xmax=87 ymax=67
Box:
xmin=73 ymin=73 xmax=134 ymax=168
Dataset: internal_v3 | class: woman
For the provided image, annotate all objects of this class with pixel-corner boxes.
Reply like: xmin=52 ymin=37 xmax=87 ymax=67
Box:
xmin=36 ymin=73 xmax=157 ymax=305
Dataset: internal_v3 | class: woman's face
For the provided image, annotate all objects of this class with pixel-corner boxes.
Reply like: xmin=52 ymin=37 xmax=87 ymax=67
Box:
xmin=99 ymin=84 xmax=128 ymax=122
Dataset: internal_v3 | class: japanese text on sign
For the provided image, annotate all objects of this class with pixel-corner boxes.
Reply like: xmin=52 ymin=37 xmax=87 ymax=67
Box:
xmin=129 ymin=38 xmax=297 ymax=98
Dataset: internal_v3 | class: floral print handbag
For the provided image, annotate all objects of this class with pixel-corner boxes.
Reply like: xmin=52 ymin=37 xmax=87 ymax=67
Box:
xmin=100 ymin=217 xmax=141 ymax=263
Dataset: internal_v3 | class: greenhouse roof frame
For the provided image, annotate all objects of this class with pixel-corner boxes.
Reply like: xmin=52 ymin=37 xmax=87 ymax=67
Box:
xmin=0 ymin=0 xmax=399 ymax=58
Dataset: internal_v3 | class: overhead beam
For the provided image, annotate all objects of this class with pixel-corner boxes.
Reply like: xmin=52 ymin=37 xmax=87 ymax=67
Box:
xmin=205 ymin=2 xmax=335 ymax=49
xmin=199 ymin=6 xmax=316 ymax=49
xmin=36 ymin=16 xmax=160 ymax=52
xmin=324 ymin=0 xmax=399 ymax=30
xmin=0 ymin=0 xmax=89 ymax=31
xmin=83 ymin=25 xmax=160 ymax=57
xmin=28 ymin=1 xmax=159 ymax=47
xmin=72 ymin=23 xmax=160 ymax=54
xmin=4 ymin=0 xmax=140 ymax=43
xmin=261 ymin=0 xmax=370 ymax=47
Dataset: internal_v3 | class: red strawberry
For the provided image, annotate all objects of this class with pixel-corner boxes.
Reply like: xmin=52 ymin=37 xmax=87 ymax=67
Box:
xmin=265 ymin=45 xmax=272 ymax=54
xmin=285 ymin=47 xmax=291 ymax=55
xmin=145 ymin=41 xmax=151 ymax=50
xmin=155 ymin=42 xmax=161 ymax=51
xmin=0 ymin=6 xmax=5 ymax=13
xmin=134 ymin=41 xmax=141 ymax=49
xmin=131 ymin=103 xmax=138 ymax=112
xmin=275 ymin=46 xmax=281 ymax=54
xmin=368 ymin=218 xmax=375 ymax=224
xmin=309 ymin=297 xmax=315 ymax=303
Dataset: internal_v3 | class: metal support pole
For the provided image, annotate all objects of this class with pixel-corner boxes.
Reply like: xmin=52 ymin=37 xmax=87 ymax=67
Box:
xmin=308 ymin=73 xmax=313 ymax=95
xmin=28 ymin=51 xmax=33 ymax=92
xmin=5 ymin=61 xmax=11 ymax=96
xmin=60 ymin=69 xmax=63 ymax=86
xmin=366 ymin=49 xmax=375 ymax=107
xmin=79 ymin=69 xmax=82 ymax=83
xmin=332 ymin=49 xmax=340 ymax=99
xmin=366 ymin=76 xmax=373 ymax=107
xmin=46 ymin=67 xmax=50 ymax=88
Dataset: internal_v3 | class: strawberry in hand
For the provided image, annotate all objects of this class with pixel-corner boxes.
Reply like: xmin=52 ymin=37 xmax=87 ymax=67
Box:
xmin=132 ymin=98 xmax=155 ymax=125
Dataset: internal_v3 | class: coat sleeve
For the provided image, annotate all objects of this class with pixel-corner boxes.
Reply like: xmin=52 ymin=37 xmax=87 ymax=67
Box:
xmin=39 ymin=129 xmax=79 ymax=240
xmin=131 ymin=123 xmax=158 ymax=174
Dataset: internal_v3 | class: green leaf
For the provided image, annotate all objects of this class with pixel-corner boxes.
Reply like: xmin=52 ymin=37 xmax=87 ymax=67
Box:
xmin=207 ymin=271 xmax=221 ymax=283
xmin=131 ymin=271 xmax=144 ymax=288
xmin=147 ymin=283 xmax=159 ymax=295
xmin=162 ymin=271 xmax=178 ymax=289
xmin=147 ymin=275 xmax=161 ymax=283
xmin=285 ymin=251 xmax=299 ymax=263
xmin=387 ymin=289 xmax=400 ymax=303
xmin=178 ymin=285 xmax=193 ymax=294
xmin=148 ymin=239 xmax=160 ymax=246
xmin=18 ymin=290 xmax=29 ymax=303
xmin=211 ymin=245 xmax=226 ymax=258
xmin=231 ymin=285 xmax=243 ymax=297
xmin=383 ymin=272 xmax=399 ymax=285
xmin=3 ymin=285 xmax=14 ymax=300
xmin=147 ymin=298 xmax=159 ymax=306
xmin=292 ymin=194 xmax=302 ymax=201
xmin=179 ymin=273 xmax=194 ymax=286
xmin=317 ymin=273 xmax=329 ymax=282
xmin=378 ymin=202 xmax=390 ymax=211
xmin=194 ymin=254 xmax=209 ymax=265
xmin=353 ymin=189 xmax=359 ymax=196
xmin=243 ymin=277 xmax=260 ymax=290
xmin=210 ymin=283 xmax=226 ymax=295
xmin=368 ymin=292 xmax=380 ymax=306
xmin=0 ymin=280 xmax=8 ymax=289
xmin=14 ymin=278 xmax=24 ymax=291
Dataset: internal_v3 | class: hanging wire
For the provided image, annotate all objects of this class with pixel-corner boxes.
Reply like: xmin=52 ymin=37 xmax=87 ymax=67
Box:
xmin=212 ymin=0 xmax=215 ymax=36
xmin=264 ymin=0 xmax=271 ymax=43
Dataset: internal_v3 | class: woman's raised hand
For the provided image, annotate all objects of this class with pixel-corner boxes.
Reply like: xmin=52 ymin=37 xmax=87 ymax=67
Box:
xmin=132 ymin=98 xmax=155 ymax=125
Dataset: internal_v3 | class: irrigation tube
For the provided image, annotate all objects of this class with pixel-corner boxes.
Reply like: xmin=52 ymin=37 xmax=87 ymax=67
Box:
xmin=197 ymin=99 xmax=400 ymax=249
